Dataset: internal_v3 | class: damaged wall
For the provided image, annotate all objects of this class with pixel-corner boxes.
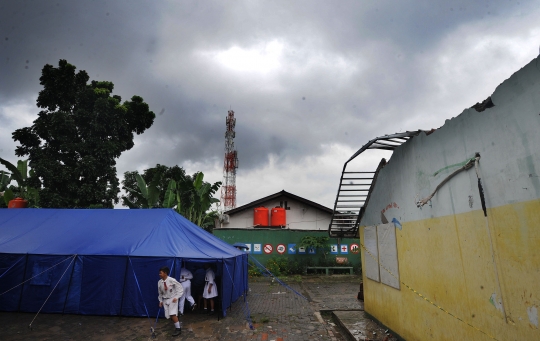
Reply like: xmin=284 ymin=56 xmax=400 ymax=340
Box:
xmin=360 ymin=56 xmax=540 ymax=340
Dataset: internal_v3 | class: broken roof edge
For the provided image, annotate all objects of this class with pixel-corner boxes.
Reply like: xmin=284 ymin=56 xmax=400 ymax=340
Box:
xmin=346 ymin=130 xmax=428 ymax=164
xmin=224 ymin=189 xmax=333 ymax=215
xmin=356 ymin=55 xmax=540 ymax=226
xmin=347 ymin=57 xmax=540 ymax=166
xmin=429 ymin=56 xmax=540 ymax=132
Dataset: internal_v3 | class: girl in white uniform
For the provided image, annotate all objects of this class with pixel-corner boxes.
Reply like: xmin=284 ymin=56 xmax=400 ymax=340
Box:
xmin=202 ymin=264 xmax=218 ymax=314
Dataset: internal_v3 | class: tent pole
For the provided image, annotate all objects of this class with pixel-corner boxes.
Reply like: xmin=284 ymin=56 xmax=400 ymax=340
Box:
xmin=62 ymin=255 xmax=77 ymax=314
xmin=245 ymin=253 xmax=248 ymax=297
xmin=229 ymin=257 xmax=236 ymax=313
xmin=243 ymin=253 xmax=248 ymax=299
xmin=17 ymin=254 xmax=29 ymax=312
xmin=119 ymin=257 xmax=130 ymax=316
xmin=218 ymin=259 xmax=222 ymax=321
xmin=242 ymin=254 xmax=247 ymax=301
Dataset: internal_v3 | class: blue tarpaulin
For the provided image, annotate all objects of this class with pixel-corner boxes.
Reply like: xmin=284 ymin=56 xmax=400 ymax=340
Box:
xmin=0 ymin=209 xmax=248 ymax=317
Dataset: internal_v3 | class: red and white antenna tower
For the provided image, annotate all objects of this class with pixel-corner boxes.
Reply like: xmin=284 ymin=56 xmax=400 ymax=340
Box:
xmin=221 ymin=110 xmax=238 ymax=212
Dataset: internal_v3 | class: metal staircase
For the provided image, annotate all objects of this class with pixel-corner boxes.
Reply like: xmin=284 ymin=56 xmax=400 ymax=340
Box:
xmin=328 ymin=131 xmax=424 ymax=238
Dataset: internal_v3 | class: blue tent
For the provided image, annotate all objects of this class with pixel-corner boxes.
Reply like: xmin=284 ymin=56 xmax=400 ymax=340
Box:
xmin=0 ymin=209 xmax=248 ymax=317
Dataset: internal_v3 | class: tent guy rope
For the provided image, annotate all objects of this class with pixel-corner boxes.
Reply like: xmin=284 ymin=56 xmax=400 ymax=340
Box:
xmin=248 ymin=255 xmax=308 ymax=300
xmin=0 ymin=254 xmax=76 ymax=297
xmin=223 ymin=257 xmax=254 ymax=330
xmin=360 ymin=241 xmax=500 ymax=340
xmin=29 ymin=254 xmax=77 ymax=329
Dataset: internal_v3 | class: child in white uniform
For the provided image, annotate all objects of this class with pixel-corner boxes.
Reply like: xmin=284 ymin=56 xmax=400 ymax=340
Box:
xmin=158 ymin=266 xmax=184 ymax=336
xmin=178 ymin=267 xmax=196 ymax=314
xmin=202 ymin=264 xmax=218 ymax=315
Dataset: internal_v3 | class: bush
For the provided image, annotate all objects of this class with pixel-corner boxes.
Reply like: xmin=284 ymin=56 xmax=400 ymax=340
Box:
xmin=248 ymin=260 xmax=262 ymax=277
xmin=264 ymin=256 xmax=300 ymax=276
xmin=265 ymin=257 xmax=283 ymax=276
xmin=255 ymin=254 xmax=361 ymax=277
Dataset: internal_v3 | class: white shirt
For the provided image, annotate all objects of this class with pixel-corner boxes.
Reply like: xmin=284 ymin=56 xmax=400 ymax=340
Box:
xmin=157 ymin=276 xmax=183 ymax=302
xmin=179 ymin=268 xmax=193 ymax=282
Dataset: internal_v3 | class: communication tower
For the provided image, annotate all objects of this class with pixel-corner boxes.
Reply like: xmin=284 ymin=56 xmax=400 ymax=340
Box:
xmin=221 ymin=110 xmax=238 ymax=212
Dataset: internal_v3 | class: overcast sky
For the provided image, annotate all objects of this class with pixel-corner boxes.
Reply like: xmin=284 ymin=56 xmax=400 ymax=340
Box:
xmin=1 ymin=0 xmax=539 ymax=209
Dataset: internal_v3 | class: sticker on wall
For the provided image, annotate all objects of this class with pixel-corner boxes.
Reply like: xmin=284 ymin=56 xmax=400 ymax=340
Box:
xmin=308 ymin=247 xmax=316 ymax=254
xmin=276 ymin=244 xmax=286 ymax=254
xmin=288 ymin=244 xmax=296 ymax=254
xmin=244 ymin=243 xmax=252 ymax=252
xmin=263 ymin=244 xmax=273 ymax=254
xmin=330 ymin=245 xmax=338 ymax=254
xmin=340 ymin=244 xmax=348 ymax=254
xmin=252 ymin=243 xmax=262 ymax=254
xmin=298 ymin=246 xmax=306 ymax=254
xmin=350 ymin=243 xmax=359 ymax=254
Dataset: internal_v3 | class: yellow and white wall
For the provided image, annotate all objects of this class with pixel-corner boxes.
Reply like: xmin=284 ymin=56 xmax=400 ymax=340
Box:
xmin=360 ymin=57 xmax=540 ymax=340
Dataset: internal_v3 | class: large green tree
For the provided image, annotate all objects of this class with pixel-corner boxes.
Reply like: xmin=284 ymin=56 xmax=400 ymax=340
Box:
xmin=12 ymin=59 xmax=155 ymax=208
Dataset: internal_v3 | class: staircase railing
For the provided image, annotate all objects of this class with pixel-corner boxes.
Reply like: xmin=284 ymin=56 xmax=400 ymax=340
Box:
xmin=328 ymin=131 xmax=424 ymax=238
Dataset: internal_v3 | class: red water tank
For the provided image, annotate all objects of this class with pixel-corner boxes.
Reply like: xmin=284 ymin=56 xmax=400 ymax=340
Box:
xmin=253 ymin=207 xmax=269 ymax=226
xmin=8 ymin=197 xmax=28 ymax=208
xmin=271 ymin=207 xmax=286 ymax=226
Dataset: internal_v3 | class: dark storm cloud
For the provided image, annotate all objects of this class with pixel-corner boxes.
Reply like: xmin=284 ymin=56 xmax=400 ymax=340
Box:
xmin=0 ymin=1 xmax=159 ymax=100
xmin=313 ymin=1 xmax=515 ymax=52
xmin=159 ymin=1 xmax=528 ymax=56
xmin=1 ymin=0 xmax=538 ymax=199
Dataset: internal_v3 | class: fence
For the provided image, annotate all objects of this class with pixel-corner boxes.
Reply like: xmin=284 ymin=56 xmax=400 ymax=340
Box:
xmin=213 ymin=228 xmax=361 ymax=274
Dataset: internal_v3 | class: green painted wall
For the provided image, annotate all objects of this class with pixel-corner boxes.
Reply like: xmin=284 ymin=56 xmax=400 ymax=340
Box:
xmin=213 ymin=228 xmax=361 ymax=272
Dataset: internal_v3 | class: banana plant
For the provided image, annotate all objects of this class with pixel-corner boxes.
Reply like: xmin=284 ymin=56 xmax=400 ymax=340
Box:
xmin=0 ymin=157 xmax=39 ymax=207
xmin=192 ymin=173 xmax=221 ymax=227
xmin=163 ymin=176 xmax=194 ymax=218
xmin=163 ymin=172 xmax=221 ymax=229
xmin=0 ymin=170 xmax=10 ymax=191
xmin=1 ymin=170 xmax=14 ymax=205
xmin=121 ymin=172 xmax=161 ymax=208
xmin=163 ymin=179 xmax=177 ymax=209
